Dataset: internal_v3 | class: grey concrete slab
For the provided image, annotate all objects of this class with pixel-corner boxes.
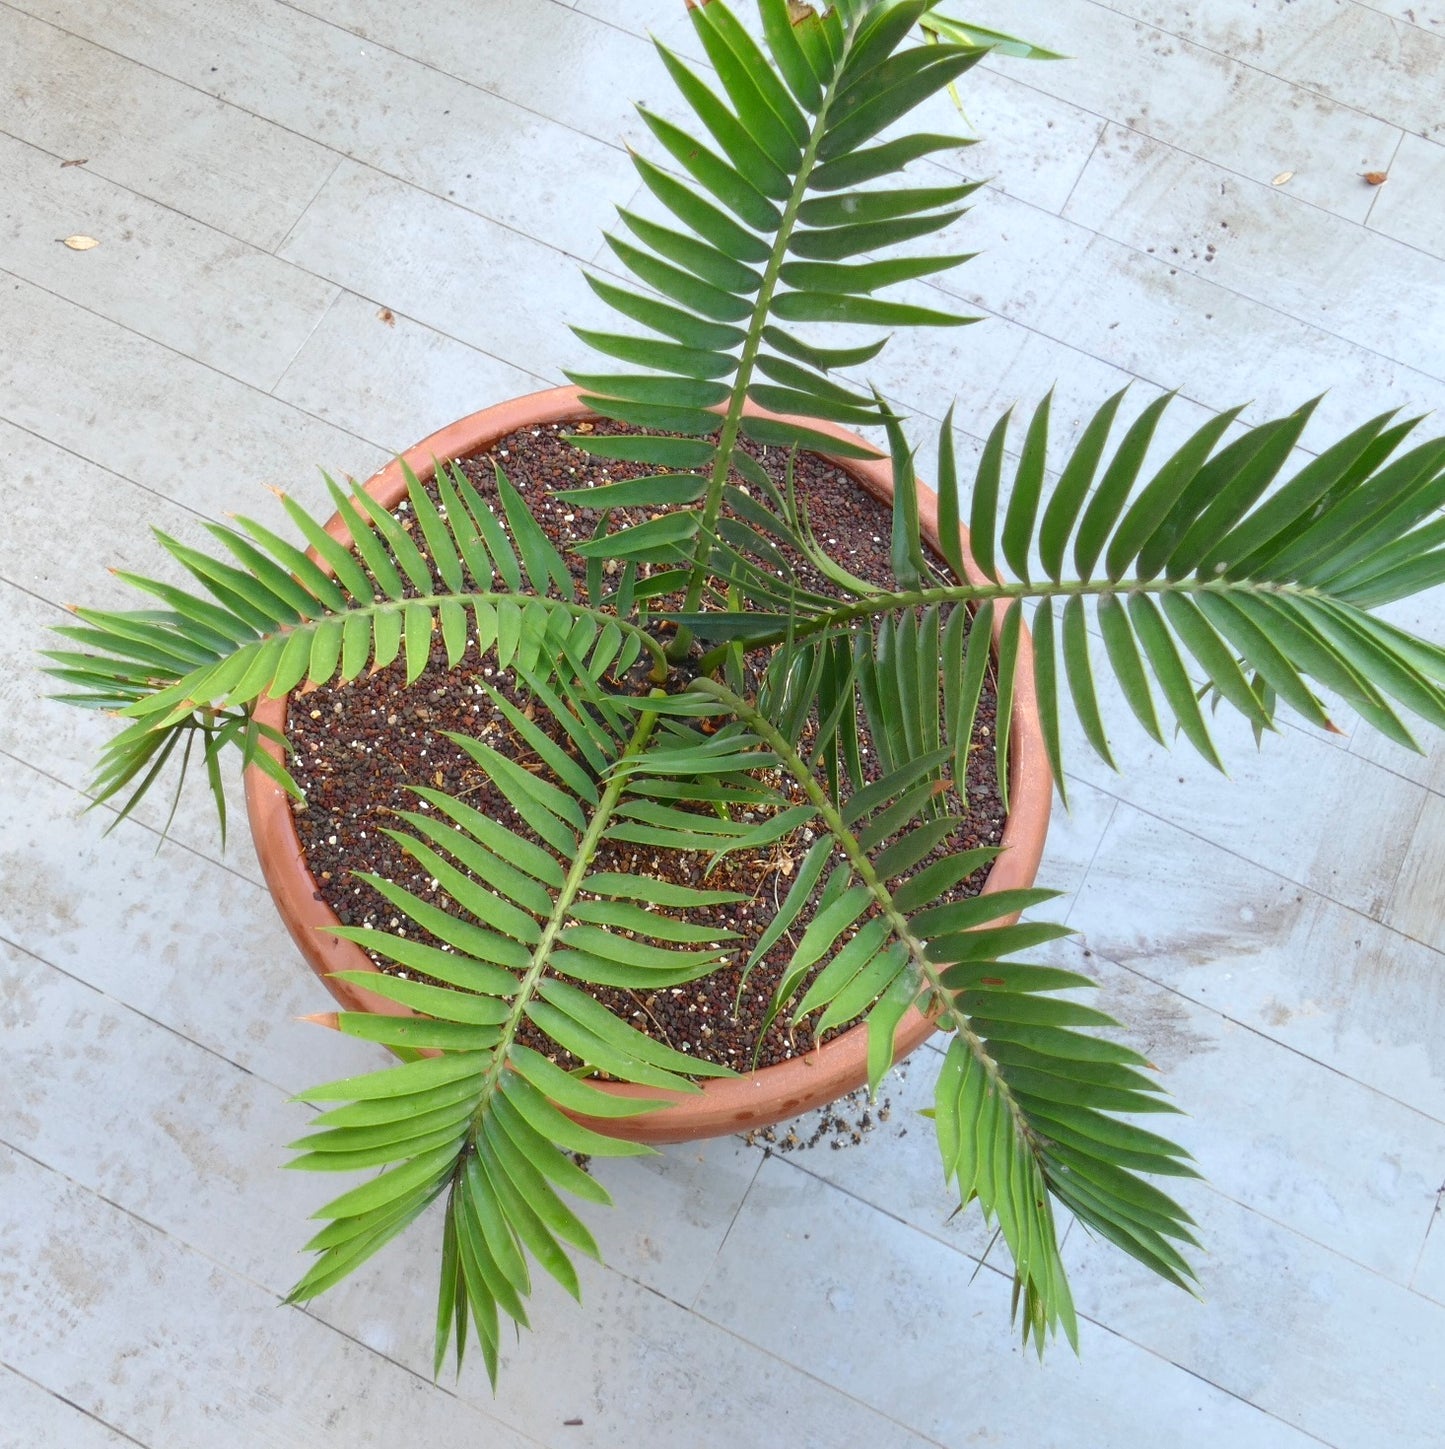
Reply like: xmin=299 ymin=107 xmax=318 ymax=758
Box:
xmin=932 ymin=188 xmax=1445 ymax=448
xmin=572 ymin=0 xmax=702 ymax=59
xmin=0 ymin=131 xmax=339 ymax=391
xmin=5 ymin=1 xmax=1445 ymax=1442
xmin=1031 ymin=773 xmax=1119 ymax=916
xmin=1346 ymin=588 xmax=1445 ymax=791
xmin=1064 ymin=125 xmax=1445 ymax=380
xmin=283 ymin=0 xmax=662 ymax=150
xmin=307 ymin=1215 xmax=940 ymax=1449
xmin=1070 ymin=940 xmax=1445 ymax=1284
xmin=0 ymin=417 xmax=212 ymax=604
xmin=17 ymin=0 xmax=637 ymax=261
xmin=849 ymin=286 xmax=1216 ymax=464
xmin=1366 ymin=131 xmax=1445 ymax=258
xmin=1093 ymin=0 xmax=1445 ymax=140
xmin=1066 ymin=801 xmax=1445 ymax=1113
xmin=959 ymin=0 xmax=1403 ymax=222
xmin=581 ymin=1137 xmax=763 ymax=1307
xmin=922 ymin=80 xmax=1105 ymax=215
xmin=0 ymin=1366 xmax=136 ymax=1448
xmin=0 ymin=1146 xmax=546 ymax=1449
xmin=1383 ymin=790 xmax=1445 ymax=949
xmin=272 ymin=291 xmax=546 ymax=451
xmin=0 ymin=937 xmax=336 ymax=1290
xmin=1064 ymin=679 xmax=1428 ymax=920
xmin=0 ymin=276 xmax=386 ymax=520
xmin=1350 ymin=713 xmax=1445 ymax=796
xmin=1364 ymin=0 xmax=1445 ymax=30
xmin=1063 ymin=1186 xmax=1445 ymax=1447
xmin=276 ymin=162 xmax=611 ymax=381
xmin=1414 ymin=1204 xmax=1445 ymax=1305
xmin=0 ymin=751 xmax=379 ymax=1095
xmin=0 ymin=7 xmax=335 ymax=251
xmin=696 ymin=1156 xmax=1318 ymax=1448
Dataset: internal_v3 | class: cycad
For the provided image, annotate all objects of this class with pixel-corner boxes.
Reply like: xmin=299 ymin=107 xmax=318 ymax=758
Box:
xmin=43 ymin=0 xmax=1445 ymax=1385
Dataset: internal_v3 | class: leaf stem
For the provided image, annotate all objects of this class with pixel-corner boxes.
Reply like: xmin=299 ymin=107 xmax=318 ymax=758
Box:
xmin=473 ymin=705 xmax=661 ymax=1114
xmin=685 ymin=674 xmax=1041 ymax=1140
xmin=678 ymin=14 xmax=861 ymax=624
xmin=119 ymin=591 xmax=670 ymax=722
xmin=690 ymin=574 xmax=1338 ymax=652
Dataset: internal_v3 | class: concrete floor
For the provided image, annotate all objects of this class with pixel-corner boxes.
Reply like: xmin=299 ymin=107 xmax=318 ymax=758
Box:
xmin=2 ymin=1 xmax=1443 ymax=1445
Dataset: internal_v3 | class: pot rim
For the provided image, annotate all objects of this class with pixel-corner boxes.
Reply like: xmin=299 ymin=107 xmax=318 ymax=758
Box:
xmin=244 ymin=385 xmax=1051 ymax=1143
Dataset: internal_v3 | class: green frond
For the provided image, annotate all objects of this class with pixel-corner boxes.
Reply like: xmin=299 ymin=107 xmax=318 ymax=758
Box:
xmin=921 ymin=915 xmax=1199 ymax=1345
xmin=795 ymin=180 xmax=981 ymax=228
xmin=678 ymin=672 xmax=1193 ymax=1350
xmin=922 ymin=12 xmax=1067 ymax=62
xmin=967 ymin=396 xmax=1445 ymax=779
xmin=761 ymin=324 xmax=891 ymax=372
xmin=42 ymin=457 xmax=676 ymax=816
xmin=285 ymin=701 xmax=773 ymax=1381
xmin=738 ymin=413 xmax=884 ymax=459
xmin=677 ymin=390 xmax=1445 ymax=804
xmin=810 ymin=130 xmax=977 ymax=191
xmin=568 ymin=0 xmax=986 ymax=614
xmin=778 ymin=249 xmax=978 ymax=293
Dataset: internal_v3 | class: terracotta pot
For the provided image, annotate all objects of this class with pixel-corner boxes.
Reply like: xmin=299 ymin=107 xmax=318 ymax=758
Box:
xmin=245 ymin=385 xmax=1051 ymax=1143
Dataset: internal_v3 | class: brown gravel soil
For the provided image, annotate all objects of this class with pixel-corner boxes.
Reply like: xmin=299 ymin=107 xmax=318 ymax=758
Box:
xmin=744 ymin=1062 xmax=908 ymax=1156
xmin=287 ymin=420 xmax=1004 ymax=1077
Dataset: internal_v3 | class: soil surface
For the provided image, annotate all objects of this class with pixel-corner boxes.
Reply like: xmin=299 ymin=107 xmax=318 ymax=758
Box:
xmin=287 ymin=421 xmax=1005 ymax=1073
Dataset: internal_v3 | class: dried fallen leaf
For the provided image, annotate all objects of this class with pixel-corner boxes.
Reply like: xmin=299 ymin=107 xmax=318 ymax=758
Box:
xmin=61 ymin=235 xmax=99 ymax=250
xmin=60 ymin=158 xmax=88 ymax=168
xmin=1271 ymin=171 xmax=1294 ymax=186
xmin=1362 ymin=171 xmax=1388 ymax=186
xmin=377 ymin=307 xmax=395 ymax=325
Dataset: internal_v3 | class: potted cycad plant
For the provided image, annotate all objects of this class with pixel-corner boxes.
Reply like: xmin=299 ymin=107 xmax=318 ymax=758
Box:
xmin=45 ymin=0 xmax=1445 ymax=1388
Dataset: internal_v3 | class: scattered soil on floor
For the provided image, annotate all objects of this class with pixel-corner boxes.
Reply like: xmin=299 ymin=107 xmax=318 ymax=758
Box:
xmin=287 ymin=420 xmax=1005 ymax=1074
